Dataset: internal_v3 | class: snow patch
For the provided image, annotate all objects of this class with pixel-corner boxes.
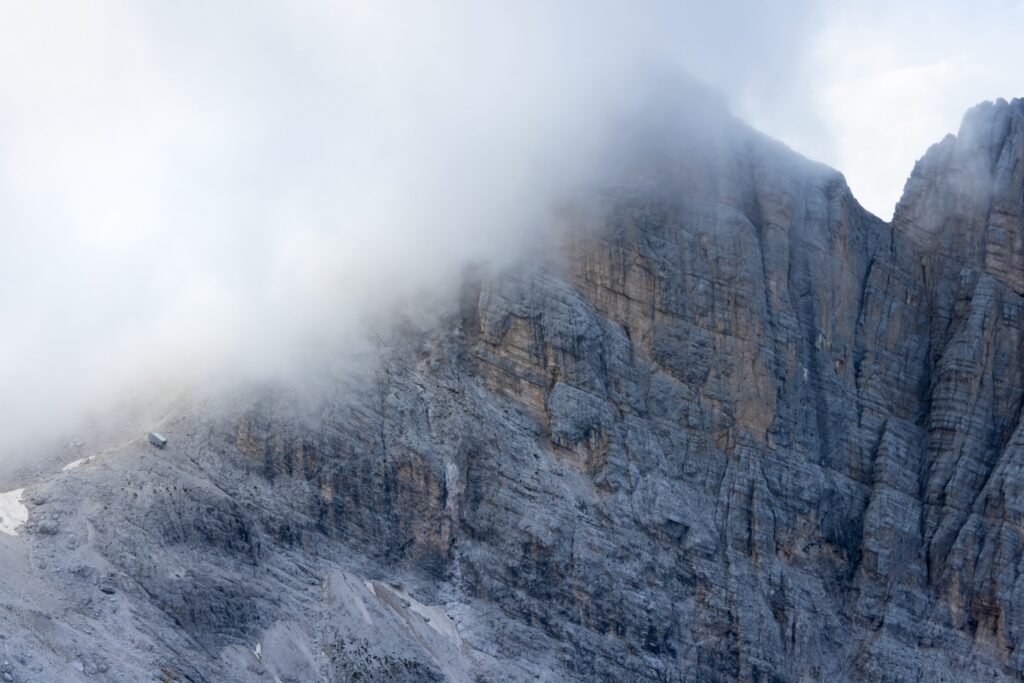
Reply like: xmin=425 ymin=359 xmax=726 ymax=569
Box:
xmin=62 ymin=456 xmax=93 ymax=471
xmin=0 ymin=488 xmax=28 ymax=536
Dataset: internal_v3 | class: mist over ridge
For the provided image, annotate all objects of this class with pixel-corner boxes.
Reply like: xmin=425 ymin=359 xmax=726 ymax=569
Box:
xmin=0 ymin=2 xmax=801 ymax=460
xmin=2 ymin=5 xmax=1024 ymax=682
xmin=1 ymin=1 xmax=1020 ymax=460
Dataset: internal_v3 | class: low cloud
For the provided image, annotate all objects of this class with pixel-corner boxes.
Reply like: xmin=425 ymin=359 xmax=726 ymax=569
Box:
xmin=0 ymin=1 xmax=1019 ymax=459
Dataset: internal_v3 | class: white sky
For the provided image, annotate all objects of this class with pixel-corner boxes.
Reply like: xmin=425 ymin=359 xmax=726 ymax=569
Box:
xmin=738 ymin=0 xmax=1024 ymax=219
xmin=0 ymin=1 xmax=1021 ymax=456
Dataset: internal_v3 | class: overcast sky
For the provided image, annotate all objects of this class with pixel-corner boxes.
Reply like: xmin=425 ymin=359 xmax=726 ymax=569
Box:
xmin=742 ymin=0 xmax=1024 ymax=220
xmin=0 ymin=1 xmax=1021 ymax=457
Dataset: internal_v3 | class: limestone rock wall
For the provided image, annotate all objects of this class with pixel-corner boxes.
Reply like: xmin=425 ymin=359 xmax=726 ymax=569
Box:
xmin=4 ymin=98 xmax=1024 ymax=682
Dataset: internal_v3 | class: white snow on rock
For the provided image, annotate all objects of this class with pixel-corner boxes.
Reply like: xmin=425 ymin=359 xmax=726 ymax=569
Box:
xmin=0 ymin=489 xmax=28 ymax=536
xmin=62 ymin=456 xmax=93 ymax=472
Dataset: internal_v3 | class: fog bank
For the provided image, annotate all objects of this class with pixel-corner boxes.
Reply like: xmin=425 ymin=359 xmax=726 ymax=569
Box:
xmin=1 ymin=1 xmax=1020 ymax=460
xmin=0 ymin=2 xmax=733 ymax=458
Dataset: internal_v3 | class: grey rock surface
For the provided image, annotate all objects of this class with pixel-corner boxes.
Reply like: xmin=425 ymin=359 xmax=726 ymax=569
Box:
xmin=2 ymin=94 xmax=1024 ymax=681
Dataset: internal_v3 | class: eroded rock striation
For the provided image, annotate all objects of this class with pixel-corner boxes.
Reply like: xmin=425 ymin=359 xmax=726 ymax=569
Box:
xmin=2 ymin=95 xmax=1024 ymax=682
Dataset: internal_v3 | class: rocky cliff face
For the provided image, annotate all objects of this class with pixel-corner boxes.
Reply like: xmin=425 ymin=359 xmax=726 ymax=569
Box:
xmin=1 ymin=96 xmax=1023 ymax=682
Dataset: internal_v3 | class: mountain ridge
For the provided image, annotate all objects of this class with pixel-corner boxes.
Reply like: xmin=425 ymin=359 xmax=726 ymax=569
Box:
xmin=1 ymin=92 xmax=1023 ymax=682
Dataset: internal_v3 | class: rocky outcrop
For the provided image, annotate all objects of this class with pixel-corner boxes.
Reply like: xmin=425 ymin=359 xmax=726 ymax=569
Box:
xmin=2 ymin=95 xmax=1024 ymax=682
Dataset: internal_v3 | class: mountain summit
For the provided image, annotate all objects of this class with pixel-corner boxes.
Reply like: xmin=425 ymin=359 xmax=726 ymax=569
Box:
xmin=1 ymin=93 xmax=1024 ymax=682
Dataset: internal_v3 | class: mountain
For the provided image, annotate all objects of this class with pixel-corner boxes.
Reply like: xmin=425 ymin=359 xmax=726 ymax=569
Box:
xmin=1 ymin=92 xmax=1023 ymax=682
